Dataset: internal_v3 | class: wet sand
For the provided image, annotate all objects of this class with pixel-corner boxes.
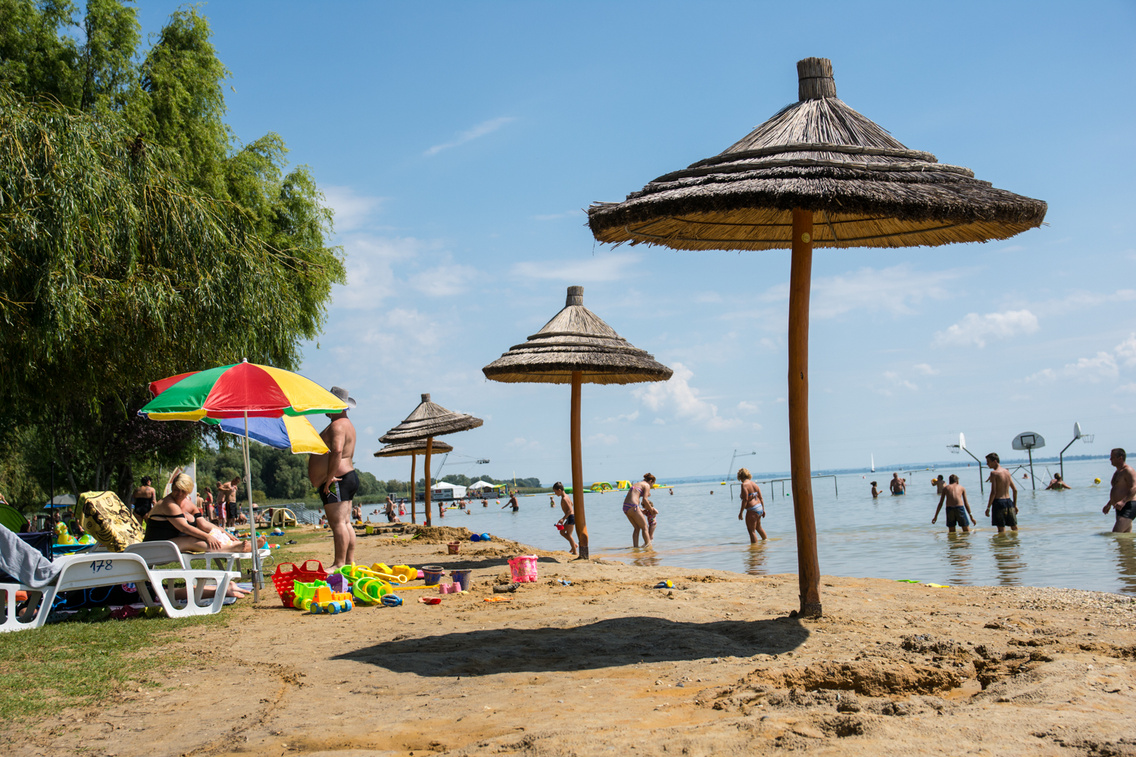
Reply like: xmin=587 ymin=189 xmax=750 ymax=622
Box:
xmin=8 ymin=524 xmax=1136 ymax=756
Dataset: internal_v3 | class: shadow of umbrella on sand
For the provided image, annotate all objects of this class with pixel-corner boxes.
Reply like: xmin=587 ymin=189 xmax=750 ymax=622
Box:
xmin=587 ymin=58 xmax=1046 ymax=615
xmin=482 ymin=286 xmax=672 ymax=559
xmin=373 ymin=438 xmax=453 ymax=524
xmin=380 ymin=395 xmax=482 ymax=527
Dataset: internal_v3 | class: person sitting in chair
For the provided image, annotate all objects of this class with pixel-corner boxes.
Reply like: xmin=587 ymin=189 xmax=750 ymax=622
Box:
xmin=144 ymin=474 xmax=263 ymax=554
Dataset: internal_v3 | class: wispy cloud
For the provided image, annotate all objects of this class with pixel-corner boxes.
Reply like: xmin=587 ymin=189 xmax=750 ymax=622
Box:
xmin=587 ymin=433 xmax=618 ymax=446
xmin=424 ymin=116 xmax=516 ymax=157
xmin=1034 ymin=289 xmax=1136 ymax=317
xmin=322 ymin=185 xmax=386 ymax=233
xmin=878 ymin=370 xmax=918 ymax=396
xmin=632 ymin=362 xmax=740 ymax=431
xmin=334 ymin=236 xmax=435 ymax=310
xmin=756 ymin=264 xmax=966 ymax=320
xmin=512 ymin=252 xmax=644 ymax=284
xmin=1026 ymin=332 xmax=1135 ymax=385
xmin=409 ymin=260 xmax=485 ymax=297
xmin=912 ymin=363 xmax=939 ymax=376
xmin=933 ymin=309 xmax=1039 ymax=348
xmin=601 ymin=410 xmax=640 ymax=423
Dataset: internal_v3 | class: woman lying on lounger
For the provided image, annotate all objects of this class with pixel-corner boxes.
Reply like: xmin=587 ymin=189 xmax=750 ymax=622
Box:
xmin=143 ymin=474 xmax=264 ymax=553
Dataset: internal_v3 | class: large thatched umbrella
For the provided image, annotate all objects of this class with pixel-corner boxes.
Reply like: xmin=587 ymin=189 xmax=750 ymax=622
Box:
xmin=373 ymin=439 xmax=453 ymax=524
xmin=482 ymin=285 xmax=673 ymax=558
xmin=588 ymin=58 xmax=1046 ymax=615
xmin=380 ymin=394 xmax=482 ymax=527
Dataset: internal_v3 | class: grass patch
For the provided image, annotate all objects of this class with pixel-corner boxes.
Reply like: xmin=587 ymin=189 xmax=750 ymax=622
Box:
xmin=0 ymin=612 xmax=224 ymax=721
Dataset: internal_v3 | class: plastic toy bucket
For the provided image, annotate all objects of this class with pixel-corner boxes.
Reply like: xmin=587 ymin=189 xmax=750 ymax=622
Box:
xmin=447 ymin=541 xmax=461 ymax=554
xmin=508 ymin=555 xmax=538 ymax=583
xmin=422 ymin=566 xmax=445 ymax=585
xmin=451 ymin=569 xmax=472 ymax=591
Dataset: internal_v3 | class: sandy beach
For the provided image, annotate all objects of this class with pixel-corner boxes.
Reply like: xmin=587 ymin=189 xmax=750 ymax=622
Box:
xmin=8 ymin=524 xmax=1136 ymax=757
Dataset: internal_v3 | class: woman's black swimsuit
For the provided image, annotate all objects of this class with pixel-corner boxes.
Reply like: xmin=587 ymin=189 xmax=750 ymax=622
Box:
xmin=143 ymin=512 xmax=196 ymax=542
xmin=132 ymin=496 xmax=155 ymax=520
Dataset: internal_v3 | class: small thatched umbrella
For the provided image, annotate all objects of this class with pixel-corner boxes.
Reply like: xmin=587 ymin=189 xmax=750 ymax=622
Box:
xmin=373 ymin=439 xmax=453 ymax=524
xmin=588 ymin=58 xmax=1046 ymax=615
xmin=483 ymin=285 xmax=673 ymax=558
xmin=380 ymin=394 xmax=482 ymax=527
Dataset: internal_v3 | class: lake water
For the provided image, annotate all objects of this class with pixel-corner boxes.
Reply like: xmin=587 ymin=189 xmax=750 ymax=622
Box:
xmin=363 ymin=458 xmax=1136 ymax=597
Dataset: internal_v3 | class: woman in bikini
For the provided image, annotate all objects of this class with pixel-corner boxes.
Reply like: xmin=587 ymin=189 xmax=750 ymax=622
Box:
xmin=737 ymin=468 xmax=767 ymax=543
xmin=623 ymin=473 xmax=656 ymax=548
xmin=143 ymin=474 xmax=261 ymax=553
xmin=130 ymin=476 xmax=157 ymax=523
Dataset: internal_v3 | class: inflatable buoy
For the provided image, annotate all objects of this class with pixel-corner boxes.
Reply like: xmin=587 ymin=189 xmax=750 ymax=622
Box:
xmin=1095 ymin=477 xmax=1102 ymax=484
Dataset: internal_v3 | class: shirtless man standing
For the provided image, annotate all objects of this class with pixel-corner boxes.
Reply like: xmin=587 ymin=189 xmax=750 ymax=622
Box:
xmin=308 ymin=386 xmax=358 ymax=570
xmin=552 ymin=482 xmax=577 ymax=555
xmin=217 ymin=476 xmax=240 ymax=527
xmin=932 ymin=474 xmax=976 ymax=533
xmin=984 ymin=452 xmax=1019 ymax=533
xmin=1103 ymin=448 xmax=1136 ymax=533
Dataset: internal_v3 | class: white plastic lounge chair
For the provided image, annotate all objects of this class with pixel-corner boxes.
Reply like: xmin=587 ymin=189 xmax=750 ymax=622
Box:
xmin=124 ymin=539 xmax=269 ymax=574
xmin=0 ymin=552 xmax=234 ymax=632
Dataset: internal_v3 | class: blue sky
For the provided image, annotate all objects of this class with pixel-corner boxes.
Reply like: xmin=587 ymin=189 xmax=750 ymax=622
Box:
xmin=135 ymin=1 xmax=1135 ymax=485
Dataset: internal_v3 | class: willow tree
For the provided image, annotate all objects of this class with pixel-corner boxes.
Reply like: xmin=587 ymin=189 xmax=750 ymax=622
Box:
xmin=0 ymin=2 xmax=344 ymax=501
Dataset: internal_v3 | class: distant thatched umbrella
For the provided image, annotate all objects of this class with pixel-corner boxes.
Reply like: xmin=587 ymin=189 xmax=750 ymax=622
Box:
xmin=588 ymin=58 xmax=1046 ymax=615
xmin=380 ymin=394 xmax=482 ymax=527
xmin=373 ymin=439 xmax=453 ymax=524
xmin=483 ymin=285 xmax=673 ymax=558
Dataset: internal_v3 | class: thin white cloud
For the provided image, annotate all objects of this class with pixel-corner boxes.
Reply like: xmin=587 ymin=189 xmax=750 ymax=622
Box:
xmin=737 ymin=401 xmax=758 ymax=413
xmin=506 ymin=437 xmax=541 ymax=450
xmin=334 ymin=235 xmax=436 ymax=310
xmin=587 ymin=433 xmax=618 ymax=446
xmin=1115 ymin=333 xmax=1136 ymax=367
xmin=878 ymin=370 xmax=918 ymax=396
xmin=356 ymin=307 xmax=443 ymax=353
xmin=424 ymin=116 xmax=515 ymax=157
xmin=632 ymin=362 xmax=741 ymax=431
xmin=601 ymin=410 xmax=640 ymax=423
xmin=1028 ymin=352 xmax=1118 ymax=384
xmin=1035 ymin=290 xmax=1136 ymax=317
xmin=531 ymin=211 xmax=580 ymax=222
xmin=1116 ymin=383 xmax=1136 ymax=394
xmin=756 ymin=264 xmax=965 ymax=320
xmin=1027 ymin=333 xmax=1134 ymax=385
xmin=934 ymin=309 xmax=1039 ymax=348
xmin=912 ymin=363 xmax=939 ymax=376
xmin=322 ymin=185 xmax=386 ymax=233
xmin=409 ymin=261 xmax=485 ymax=297
xmin=512 ymin=252 xmax=644 ymax=284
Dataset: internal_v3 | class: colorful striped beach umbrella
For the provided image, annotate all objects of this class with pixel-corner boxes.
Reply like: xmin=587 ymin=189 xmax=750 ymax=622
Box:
xmin=143 ymin=361 xmax=346 ymax=420
xmin=212 ymin=415 xmax=328 ymax=456
xmin=141 ymin=360 xmax=347 ymax=600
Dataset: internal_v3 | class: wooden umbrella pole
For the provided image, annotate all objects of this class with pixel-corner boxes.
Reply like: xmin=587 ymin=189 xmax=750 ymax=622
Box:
xmin=410 ymin=455 xmax=417 ymax=524
xmin=571 ymin=371 xmax=588 ymax=559
xmin=789 ymin=208 xmax=822 ymax=617
xmin=424 ymin=437 xmax=433 ymax=527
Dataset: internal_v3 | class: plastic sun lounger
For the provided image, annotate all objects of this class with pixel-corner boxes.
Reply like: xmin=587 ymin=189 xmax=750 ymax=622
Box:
xmin=0 ymin=552 xmax=235 ymax=632
xmin=125 ymin=540 xmax=269 ymax=574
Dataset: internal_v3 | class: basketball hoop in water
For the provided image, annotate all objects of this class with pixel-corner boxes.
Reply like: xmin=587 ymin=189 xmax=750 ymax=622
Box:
xmin=1012 ymin=432 xmax=1045 ymax=491
xmin=1059 ymin=422 xmax=1091 ymax=479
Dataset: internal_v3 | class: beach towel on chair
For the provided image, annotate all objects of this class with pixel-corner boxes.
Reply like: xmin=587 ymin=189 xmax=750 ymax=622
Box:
xmin=75 ymin=491 xmax=143 ymax=552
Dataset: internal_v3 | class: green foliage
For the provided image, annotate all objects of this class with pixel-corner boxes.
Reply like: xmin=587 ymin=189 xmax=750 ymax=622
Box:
xmin=0 ymin=1 xmax=344 ymax=505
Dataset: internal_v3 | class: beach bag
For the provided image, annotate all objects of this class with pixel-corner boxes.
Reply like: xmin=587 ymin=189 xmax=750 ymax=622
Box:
xmin=75 ymin=491 xmax=143 ymax=552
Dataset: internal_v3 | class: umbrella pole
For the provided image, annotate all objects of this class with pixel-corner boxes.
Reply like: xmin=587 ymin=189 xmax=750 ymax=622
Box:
xmin=243 ymin=413 xmax=261 ymax=602
xmin=789 ymin=209 xmax=821 ymax=617
xmin=571 ymin=371 xmax=588 ymax=559
xmin=424 ymin=437 xmax=434 ymax=527
xmin=410 ymin=455 xmax=417 ymax=524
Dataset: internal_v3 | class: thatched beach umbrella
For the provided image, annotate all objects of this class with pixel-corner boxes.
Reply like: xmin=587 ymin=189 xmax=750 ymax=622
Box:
xmin=380 ymin=394 xmax=482 ymax=527
xmin=588 ymin=58 xmax=1046 ymax=615
xmin=482 ymin=285 xmax=673 ymax=558
xmin=373 ymin=439 xmax=453 ymax=524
